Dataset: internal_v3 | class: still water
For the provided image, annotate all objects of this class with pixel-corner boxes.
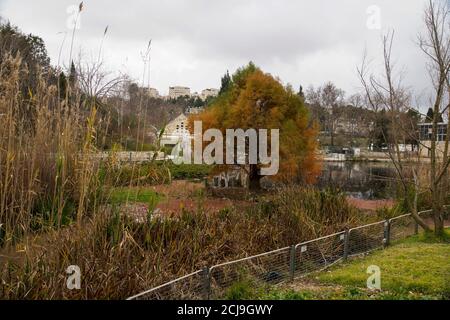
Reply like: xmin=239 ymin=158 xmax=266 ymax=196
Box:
xmin=316 ymin=161 xmax=398 ymax=200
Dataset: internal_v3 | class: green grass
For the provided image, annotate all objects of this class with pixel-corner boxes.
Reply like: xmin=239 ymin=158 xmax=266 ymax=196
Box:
xmin=167 ymin=163 xmax=212 ymax=180
xmin=102 ymin=163 xmax=212 ymax=187
xmin=108 ymin=187 xmax=162 ymax=205
xmin=312 ymin=240 xmax=449 ymax=299
xmin=231 ymin=230 xmax=450 ymax=300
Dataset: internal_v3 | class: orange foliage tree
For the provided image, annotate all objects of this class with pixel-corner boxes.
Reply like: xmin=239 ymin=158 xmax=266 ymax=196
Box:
xmin=189 ymin=63 xmax=321 ymax=189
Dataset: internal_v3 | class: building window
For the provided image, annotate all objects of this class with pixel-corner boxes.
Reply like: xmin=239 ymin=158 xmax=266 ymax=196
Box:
xmin=419 ymin=123 xmax=447 ymax=141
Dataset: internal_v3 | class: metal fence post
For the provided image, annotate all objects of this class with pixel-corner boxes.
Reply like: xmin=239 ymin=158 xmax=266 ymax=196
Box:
xmin=414 ymin=221 xmax=419 ymax=234
xmin=201 ymin=266 xmax=211 ymax=300
xmin=384 ymin=219 xmax=391 ymax=248
xmin=343 ymin=229 xmax=349 ymax=260
xmin=289 ymin=245 xmax=296 ymax=281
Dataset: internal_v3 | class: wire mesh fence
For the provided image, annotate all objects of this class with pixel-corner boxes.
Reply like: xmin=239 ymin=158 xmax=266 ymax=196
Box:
xmin=389 ymin=214 xmax=416 ymax=242
xmin=126 ymin=269 xmax=206 ymax=300
xmin=127 ymin=207 xmax=448 ymax=300
xmin=294 ymin=231 xmax=346 ymax=277
xmin=417 ymin=206 xmax=450 ymax=231
xmin=209 ymin=247 xmax=291 ymax=299
xmin=347 ymin=221 xmax=386 ymax=256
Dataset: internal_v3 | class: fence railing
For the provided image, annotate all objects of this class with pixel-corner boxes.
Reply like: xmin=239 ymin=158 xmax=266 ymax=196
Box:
xmin=127 ymin=206 xmax=449 ymax=300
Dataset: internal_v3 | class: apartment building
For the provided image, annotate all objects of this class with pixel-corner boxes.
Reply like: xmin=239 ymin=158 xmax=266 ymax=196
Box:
xmin=200 ymin=88 xmax=219 ymax=100
xmin=147 ymin=87 xmax=160 ymax=98
xmin=418 ymin=122 xmax=448 ymax=157
xmin=168 ymin=86 xmax=191 ymax=99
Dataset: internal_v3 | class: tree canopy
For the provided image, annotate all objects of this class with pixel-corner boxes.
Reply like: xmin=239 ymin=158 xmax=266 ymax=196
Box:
xmin=0 ymin=22 xmax=51 ymax=97
xmin=425 ymin=107 xmax=443 ymax=123
xmin=189 ymin=63 xmax=320 ymax=188
xmin=219 ymin=70 xmax=232 ymax=95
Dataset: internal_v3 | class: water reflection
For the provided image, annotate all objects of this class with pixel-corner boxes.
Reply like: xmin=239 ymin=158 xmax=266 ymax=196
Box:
xmin=316 ymin=162 xmax=398 ymax=200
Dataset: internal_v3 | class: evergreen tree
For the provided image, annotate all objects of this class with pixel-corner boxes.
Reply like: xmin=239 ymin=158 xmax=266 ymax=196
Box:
xmin=372 ymin=110 xmax=390 ymax=149
xmin=0 ymin=22 xmax=51 ymax=97
xmin=219 ymin=70 xmax=231 ymax=95
xmin=58 ymin=72 xmax=68 ymax=100
xmin=69 ymin=61 xmax=77 ymax=89
xmin=425 ymin=107 xmax=443 ymax=122
xmin=297 ymin=85 xmax=305 ymax=99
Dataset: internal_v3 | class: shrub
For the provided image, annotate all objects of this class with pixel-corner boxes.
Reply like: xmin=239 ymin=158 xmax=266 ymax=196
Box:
xmin=168 ymin=163 xmax=211 ymax=180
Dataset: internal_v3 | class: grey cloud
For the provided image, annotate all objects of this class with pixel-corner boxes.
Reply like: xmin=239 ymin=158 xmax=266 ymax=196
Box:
xmin=0 ymin=0 xmax=432 ymax=100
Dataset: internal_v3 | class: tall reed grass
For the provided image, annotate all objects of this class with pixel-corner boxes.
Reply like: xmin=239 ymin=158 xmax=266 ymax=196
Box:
xmin=0 ymin=186 xmax=358 ymax=299
xmin=0 ymin=54 xmax=100 ymax=246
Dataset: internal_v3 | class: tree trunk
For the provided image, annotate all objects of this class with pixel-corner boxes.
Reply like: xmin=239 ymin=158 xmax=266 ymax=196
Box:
xmin=248 ymin=164 xmax=261 ymax=191
xmin=432 ymin=190 xmax=445 ymax=236
xmin=410 ymin=175 xmax=432 ymax=232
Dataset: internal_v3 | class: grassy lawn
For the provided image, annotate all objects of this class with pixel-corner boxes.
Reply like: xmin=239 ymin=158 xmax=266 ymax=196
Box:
xmin=108 ymin=187 xmax=162 ymax=205
xmin=227 ymin=231 xmax=450 ymax=300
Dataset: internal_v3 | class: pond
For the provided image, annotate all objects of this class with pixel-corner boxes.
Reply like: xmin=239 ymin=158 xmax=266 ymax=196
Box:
xmin=316 ymin=161 xmax=398 ymax=200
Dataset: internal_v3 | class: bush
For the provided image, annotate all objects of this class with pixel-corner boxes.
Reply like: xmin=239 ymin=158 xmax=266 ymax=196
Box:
xmin=168 ymin=163 xmax=211 ymax=180
xmin=102 ymin=162 xmax=171 ymax=186
xmin=103 ymin=162 xmax=212 ymax=187
xmin=122 ymin=139 xmax=156 ymax=152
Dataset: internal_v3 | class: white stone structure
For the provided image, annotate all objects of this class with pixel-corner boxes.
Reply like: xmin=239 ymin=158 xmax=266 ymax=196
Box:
xmin=160 ymin=114 xmax=192 ymax=149
xmin=418 ymin=122 xmax=448 ymax=158
xmin=168 ymin=86 xmax=191 ymax=99
xmin=186 ymin=106 xmax=204 ymax=115
xmin=147 ymin=87 xmax=160 ymax=98
xmin=200 ymin=88 xmax=219 ymax=100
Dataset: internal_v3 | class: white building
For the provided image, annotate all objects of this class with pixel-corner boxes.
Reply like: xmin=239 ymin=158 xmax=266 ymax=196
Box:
xmin=418 ymin=122 xmax=448 ymax=157
xmin=168 ymin=86 xmax=191 ymax=99
xmin=160 ymin=114 xmax=192 ymax=149
xmin=147 ymin=87 xmax=160 ymax=98
xmin=201 ymin=88 xmax=219 ymax=100
xmin=186 ymin=106 xmax=204 ymax=115
xmin=191 ymin=92 xmax=200 ymax=99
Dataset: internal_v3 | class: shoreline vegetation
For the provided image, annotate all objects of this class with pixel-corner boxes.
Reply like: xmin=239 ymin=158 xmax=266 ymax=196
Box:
xmin=1 ymin=0 xmax=449 ymax=300
xmin=1 ymin=185 xmax=364 ymax=299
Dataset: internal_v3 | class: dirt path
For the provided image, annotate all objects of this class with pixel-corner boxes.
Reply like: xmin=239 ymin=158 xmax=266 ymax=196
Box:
xmin=123 ymin=180 xmax=250 ymax=221
xmin=152 ymin=180 xmax=249 ymax=214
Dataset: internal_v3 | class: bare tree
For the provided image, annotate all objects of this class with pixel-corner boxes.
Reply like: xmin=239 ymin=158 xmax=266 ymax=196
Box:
xmin=358 ymin=0 xmax=450 ymax=236
xmin=76 ymin=58 xmax=126 ymax=101
xmin=347 ymin=93 xmax=364 ymax=146
xmin=306 ymin=82 xmax=345 ymax=147
xmin=358 ymin=31 xmax=429 ymax=230
xmin=417 ymin=0 xmax=450 ymax=235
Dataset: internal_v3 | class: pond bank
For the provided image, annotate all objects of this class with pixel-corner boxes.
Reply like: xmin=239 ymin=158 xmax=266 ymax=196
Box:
xmin=346 ymin=197 xmax=395 ymax=211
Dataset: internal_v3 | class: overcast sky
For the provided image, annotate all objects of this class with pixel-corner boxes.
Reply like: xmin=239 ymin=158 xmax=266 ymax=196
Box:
xmin=0 ymin=0 xmax=438 ymax=102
